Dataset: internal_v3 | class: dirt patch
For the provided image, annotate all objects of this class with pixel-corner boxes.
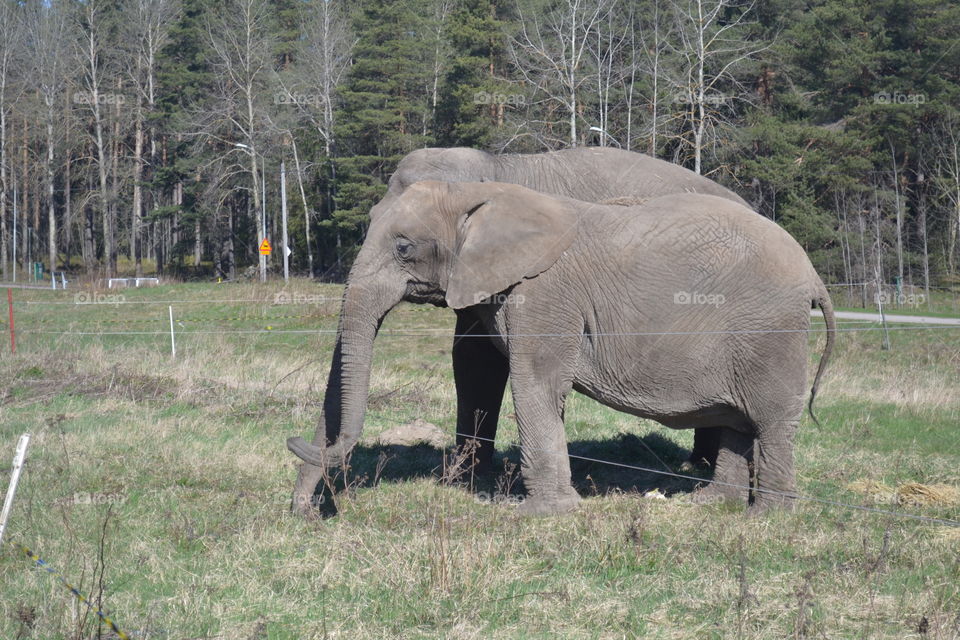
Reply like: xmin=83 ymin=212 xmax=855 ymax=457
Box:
xmin=374 ymin=418 xmax=449 ymax=448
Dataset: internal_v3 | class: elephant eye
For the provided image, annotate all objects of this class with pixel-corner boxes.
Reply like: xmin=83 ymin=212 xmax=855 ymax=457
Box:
xmin=395 ymin=238 xmax=415 ymax=260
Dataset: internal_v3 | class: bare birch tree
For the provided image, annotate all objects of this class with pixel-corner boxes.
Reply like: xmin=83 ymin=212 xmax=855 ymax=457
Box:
xmin=586 ymin=1 xmax=628 ymax=147
xmin=0 ymin=0 xmax=23 ymax=280
xmin=206 ymin=0 xmax=275 ymax=279
xmin=75 ymin=0 xmax=118 ymax=276
xmin=278 ymin=0 xmax=353 ymax=276
xmin=510 ymin=0 xmax=613 ymax=148
xmin=667 ymin=0 xmax=765 ymax=174
xmin=25 ymin=0 xmax=73 ymax=275
xmin=633 ymin=0 xmax=673 ymax=154
xmin=929 ymin=112 xmax=960 ymax=275
xmin=123 ymin=0 xmax=180 ymax=277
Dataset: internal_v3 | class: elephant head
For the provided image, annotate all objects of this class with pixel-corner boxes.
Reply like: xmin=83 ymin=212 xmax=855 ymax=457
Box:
xmin=287 ymin=181 xmax=578 ymax=467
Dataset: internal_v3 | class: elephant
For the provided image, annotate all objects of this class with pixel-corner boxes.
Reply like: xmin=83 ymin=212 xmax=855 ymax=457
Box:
xmin=290 ymin=147 xmax=751 ymax=515
xmin=288 ymin=180 xmax=836 ymax=515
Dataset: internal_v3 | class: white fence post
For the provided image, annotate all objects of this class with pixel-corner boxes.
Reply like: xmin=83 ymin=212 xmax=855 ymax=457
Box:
xmin=168 ymin=305 xmax=176 ymax=358
xmin=0 ymin=433 xmax=32 ymax=546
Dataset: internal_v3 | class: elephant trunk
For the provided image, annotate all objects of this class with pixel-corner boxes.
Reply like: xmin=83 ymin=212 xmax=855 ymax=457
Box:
xmin=287 ymin=272 xmax=399 ymax=471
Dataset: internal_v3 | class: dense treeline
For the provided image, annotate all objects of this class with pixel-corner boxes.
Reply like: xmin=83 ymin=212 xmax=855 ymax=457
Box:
xmin=0 ymin=0 xmax=958 ymax=289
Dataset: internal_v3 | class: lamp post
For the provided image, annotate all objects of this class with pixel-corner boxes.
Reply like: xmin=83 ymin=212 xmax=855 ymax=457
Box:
xmin=588 ymin=126 xmax=621 ymax=148
xmin=235 ymin=142 xmax=267 ymax=282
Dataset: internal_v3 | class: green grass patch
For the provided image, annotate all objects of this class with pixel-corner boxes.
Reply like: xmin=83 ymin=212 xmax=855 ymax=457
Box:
xmin=1 ymin=279 xmax=958 ymax=639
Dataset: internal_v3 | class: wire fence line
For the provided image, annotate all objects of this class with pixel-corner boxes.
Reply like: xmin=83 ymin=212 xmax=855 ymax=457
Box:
xmin=303 ymin=403 xmax=960 ymax=528
xmin=13 ymin=323 xmax=960 ymax=338
xmin=5 ymin=286 xmax=958 ymax=530
xmin=438 ymin=431 xmax=960 ymax=528
xmin=6 ymin=538 xmax=131 ymax=640
xmin=19 ymin=297 xmax=344 ymax=306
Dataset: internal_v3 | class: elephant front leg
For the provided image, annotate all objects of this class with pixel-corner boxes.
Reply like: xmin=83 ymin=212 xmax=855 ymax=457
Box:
xmin=508 ymin=342 xmax=581 ymax=516
xmin=452 ymin=309 xmax=509 ymax=475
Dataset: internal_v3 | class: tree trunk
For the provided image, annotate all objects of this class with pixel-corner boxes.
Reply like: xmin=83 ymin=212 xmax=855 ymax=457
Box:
xmin=290 ymin=138 xmax=313 ymax=278
xmin=20 ymin=115 xmax=27 ymax=275
xmin=63 ymin=100 xmax=73 ymax=269
xmin=46 ymin=105 xmax=56 ymax=274
xmin=0 ymin=94 xmax=7 ymax=281
xmin=133 ymin=102 xmax=144 ymax=277
xmin=194 ymin=217 xmax=201 ymax=268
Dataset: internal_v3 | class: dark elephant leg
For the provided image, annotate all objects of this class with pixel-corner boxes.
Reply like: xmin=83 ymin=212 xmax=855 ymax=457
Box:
xmin=452 ymin=308 xmax=509 ymax=474
xmin=691 ymin=427 xmax=752 ymax=504
xmin=683 ymin=427 xmax=721 ymax=470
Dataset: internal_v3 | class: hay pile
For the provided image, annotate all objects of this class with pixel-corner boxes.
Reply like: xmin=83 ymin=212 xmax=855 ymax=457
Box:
xmin=895 ymin=482 xmax=960 ymax=507
xmin=846 ymin=479 xmax=960 ymax=507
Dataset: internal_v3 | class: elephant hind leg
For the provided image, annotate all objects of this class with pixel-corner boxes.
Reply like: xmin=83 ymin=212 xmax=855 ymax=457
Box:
xmin=691 ymin=427 xmax=752 ymax=505
xmin=750 ymin=418 xmax=799 ymax=513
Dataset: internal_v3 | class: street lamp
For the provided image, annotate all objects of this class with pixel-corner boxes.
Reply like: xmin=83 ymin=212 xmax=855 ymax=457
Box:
xmin=589 ymin=126 xmax=621 ymax=148
xmin=235 ymin=142 xmax=267 ymax=283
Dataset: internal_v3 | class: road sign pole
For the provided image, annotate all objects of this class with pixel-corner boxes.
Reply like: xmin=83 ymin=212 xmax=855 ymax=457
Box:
xmin=261 ymin=156 xmax=267 ymax=283
xmin=281 ymin=157 xmax=289 ymax=284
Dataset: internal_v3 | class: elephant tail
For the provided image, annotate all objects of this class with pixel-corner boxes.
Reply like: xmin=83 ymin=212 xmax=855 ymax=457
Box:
xmin=808 ymin=284 xmax=836 ymax=428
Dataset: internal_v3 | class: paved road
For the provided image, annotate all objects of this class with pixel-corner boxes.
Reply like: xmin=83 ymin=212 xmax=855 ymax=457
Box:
xmin=813 ymin=309 xmax=960 ymax=326
xmin=0 ymin=283 xmax=57 ymax=290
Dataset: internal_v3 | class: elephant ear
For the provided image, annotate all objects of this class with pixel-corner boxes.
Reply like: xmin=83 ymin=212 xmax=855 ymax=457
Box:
xmin=445 ymin=184 xmax=578 ymax=309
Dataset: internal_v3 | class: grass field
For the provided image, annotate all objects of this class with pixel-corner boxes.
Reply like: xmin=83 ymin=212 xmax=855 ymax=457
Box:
xmin=1 ymin=280 xmax=958 ymax=640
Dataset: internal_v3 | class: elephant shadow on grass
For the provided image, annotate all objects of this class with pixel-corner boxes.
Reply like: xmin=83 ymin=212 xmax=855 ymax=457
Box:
xmin=313 ymin=432 xmax=704 ymax=516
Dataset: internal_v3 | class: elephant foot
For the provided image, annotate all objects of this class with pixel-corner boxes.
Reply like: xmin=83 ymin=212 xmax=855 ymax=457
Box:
xmin=517 ymin=488 xmax=581 ymax=516
xmin=291 ymin=492 xmax=322 ymax=520
xmin=748 ymin=490 xmax=797 ymax=515
xmin=690 ymin=480 xmax=748 ymax=505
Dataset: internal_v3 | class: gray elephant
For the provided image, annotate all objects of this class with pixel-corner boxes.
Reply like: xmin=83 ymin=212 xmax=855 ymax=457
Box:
xmin=288 ymin=181 xmax=835 ymax=515
xmin=290 ymin=147 xmax=750 ymax=515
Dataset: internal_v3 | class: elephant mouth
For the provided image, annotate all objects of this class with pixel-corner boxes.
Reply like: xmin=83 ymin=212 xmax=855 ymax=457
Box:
xmin=404 ymin=281 xmax=446 ymax=306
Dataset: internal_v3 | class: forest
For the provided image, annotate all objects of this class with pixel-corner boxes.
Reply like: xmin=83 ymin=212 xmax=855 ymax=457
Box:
xmin=0 ymin=0 xmax=958 ymax=290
